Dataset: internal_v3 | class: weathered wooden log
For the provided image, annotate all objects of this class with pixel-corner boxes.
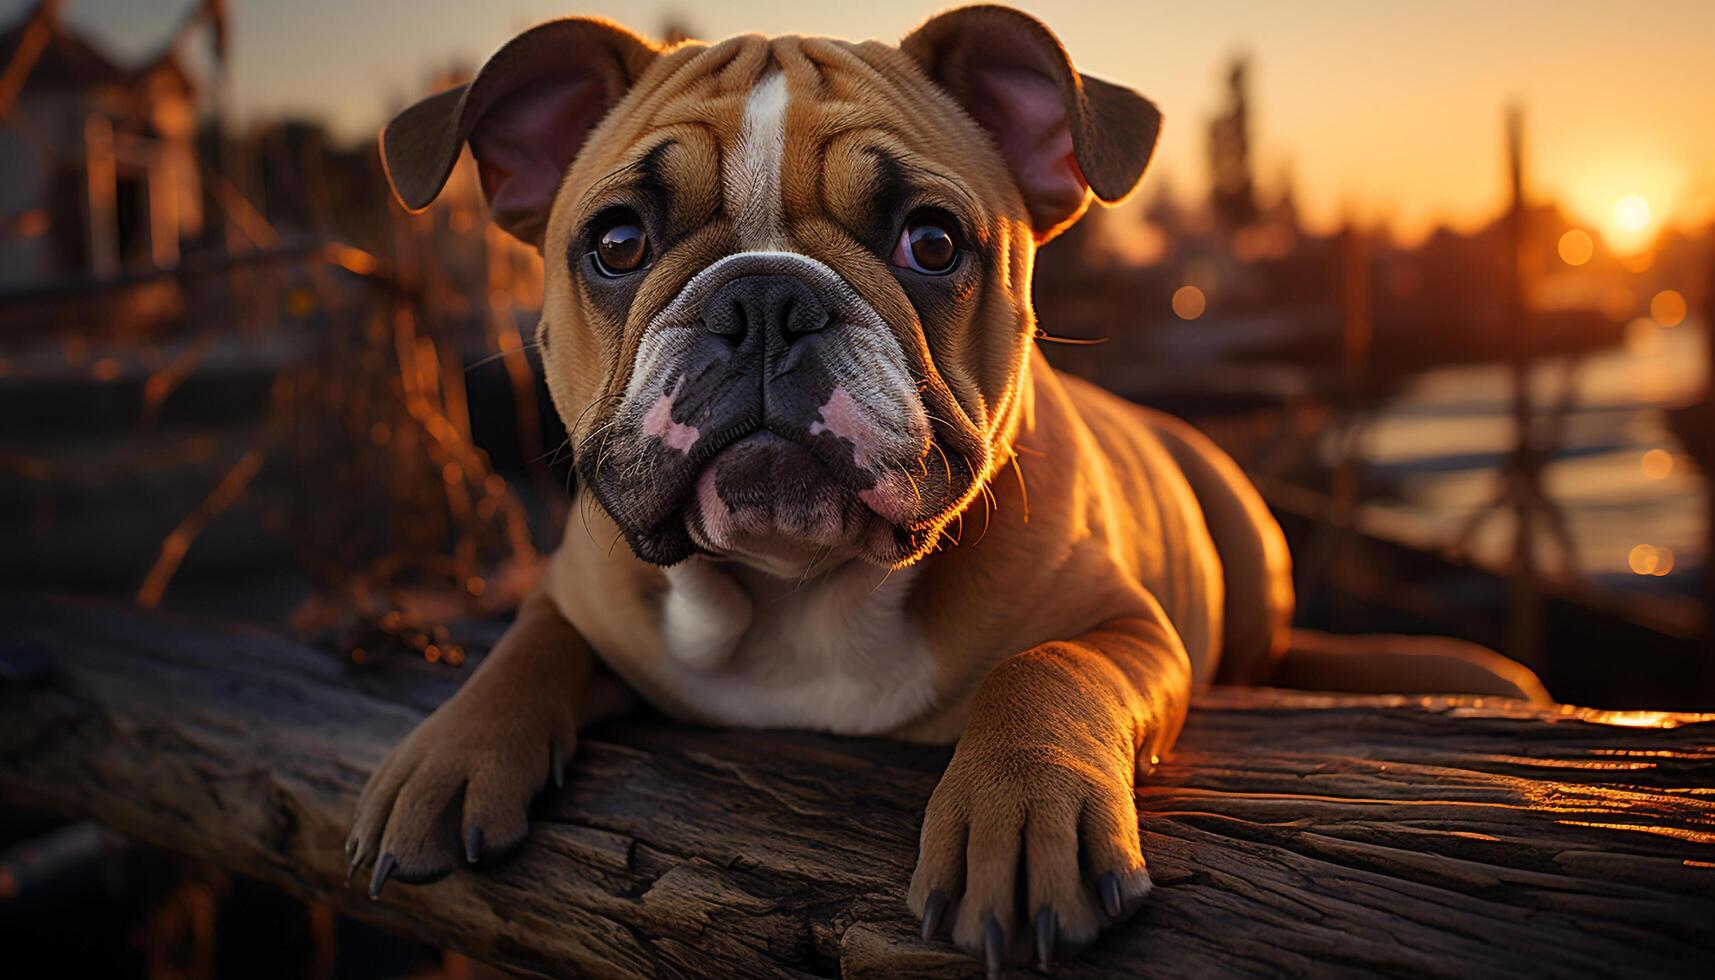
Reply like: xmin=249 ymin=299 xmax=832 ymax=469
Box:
xmin=2 ymin=597 xmax=1713 ymax=978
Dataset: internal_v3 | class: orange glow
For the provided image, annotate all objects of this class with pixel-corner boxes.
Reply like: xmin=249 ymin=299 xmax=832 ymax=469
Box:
xmin=1628 ymin=544 xmax=1676 ymax=577
xmin=1612 ymin=195 xmax=1651 ymax=233
xmin=1650 ymin=289 xmax=1687 ymax=327
xmin=1619 ymin=249 xmax=1655 ymax=273
xmin=1640 ymin=449 xmax=1674 ymax=480
xmin=1628 ymin=544 xmax=1657 ymax=575
xmin=1172 ymin=285 xmax=1207 ymax=320
xmin=15 ymin=209 xmax=47 ymax=237
xmin=1589 ymin=711 xmax=1682 ymax=731
xmin=1556 ymin=229 xmax=1593 ymax=266
xmin=325 ymin=243 xmax=379 ymax=276
xmin=1655 ymin=548 xmax=1676 ymax=576
xmin=1597 ymin=194 xmax=1662 ymax=255
xmin=90 ymin=357 xmax=121 ymax=381
xmin=1624 ymin=317 xmax=1660 ymax=355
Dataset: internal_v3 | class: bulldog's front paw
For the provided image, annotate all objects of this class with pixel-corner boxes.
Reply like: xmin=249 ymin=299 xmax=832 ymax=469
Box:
xmin=908 ymin=740 xmax=1152 ymax=976
xmin=345 ymin=697 xmax=575 ymax=897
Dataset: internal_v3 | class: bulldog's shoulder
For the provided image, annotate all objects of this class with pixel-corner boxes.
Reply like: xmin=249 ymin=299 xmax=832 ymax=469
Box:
xmin=1023 ymin=355 xmax=1193 ymax=497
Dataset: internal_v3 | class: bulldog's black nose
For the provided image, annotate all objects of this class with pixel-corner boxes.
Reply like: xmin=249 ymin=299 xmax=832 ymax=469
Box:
xmin=701 ymin=275 xmax=831 ymax=347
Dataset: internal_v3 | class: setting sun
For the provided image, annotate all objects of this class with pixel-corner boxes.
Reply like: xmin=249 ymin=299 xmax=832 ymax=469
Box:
xmin=1598 ymin=193 xmax=1662 ymax=254
xmin=1613 ymin=195 xmax=1652 ymax=233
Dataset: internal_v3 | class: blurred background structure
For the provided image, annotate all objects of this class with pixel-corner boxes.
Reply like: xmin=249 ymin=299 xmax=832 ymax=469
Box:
xmin=1 ymin=1 xmax=1711 ymax=975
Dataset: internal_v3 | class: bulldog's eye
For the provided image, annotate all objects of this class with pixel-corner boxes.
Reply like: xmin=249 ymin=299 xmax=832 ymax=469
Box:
xmin=591 ymin=211 xmax=649 ymax=277
xmin=892 ymin=213 xmax=960 ymax=275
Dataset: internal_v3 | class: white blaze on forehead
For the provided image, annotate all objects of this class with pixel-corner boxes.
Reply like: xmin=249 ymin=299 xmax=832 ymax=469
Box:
xmin=726 ymin=71 xmax=789 ymax=250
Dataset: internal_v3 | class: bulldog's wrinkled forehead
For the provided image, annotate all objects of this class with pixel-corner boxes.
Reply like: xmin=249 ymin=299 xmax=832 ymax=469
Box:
xmin=554 ymin=34 xmax=1020 ymax=259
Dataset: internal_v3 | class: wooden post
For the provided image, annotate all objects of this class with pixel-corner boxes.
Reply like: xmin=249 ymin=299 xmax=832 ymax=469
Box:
xmin=1503 ymin=105 xmax=1544 ymax=669
xmin=1701 ymin=258 xmax=1714 ymax=650
xmin=83 ymin=114 xmax=117 ymax=278
xmin=148 ymin=142 xmax=181 ymax=268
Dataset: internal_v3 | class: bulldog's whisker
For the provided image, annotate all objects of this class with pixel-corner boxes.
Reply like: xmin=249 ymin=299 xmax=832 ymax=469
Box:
xmin=585 ymin=424 xmax=625 ymax=480
xmin=1033 ymin=330 xmax=1109 ymax=345
xmin=568 ymin=396 xmax=624 ymax=441
xmin=869 ymin=563 xmax=897 ymax=596
xmin=464 ymin=343 xmax=542 ymax=372
xmin=578 ymin=488 xmax=599 ymax=546
xmin=795 ymin=545 xmax=833 ymax=592
xmin=931 ymin=441 xmax=955 ymax=485
xmin=957 ymin=451 xmax=982 ymax=487
xmin=569 ymin=396 xmax=625 ymax=450
xmin=981 ymin=479 xmax=999 ymax=514
xmin=534 ymin=438 xmax=572 ymax=467
xmin=970 ymin=489 xmax=995 ymax=548
xmin=1009 ymin=452 xmax=1031 ymax=523
xmin=577 ymin=423 xmax=620 ymax=462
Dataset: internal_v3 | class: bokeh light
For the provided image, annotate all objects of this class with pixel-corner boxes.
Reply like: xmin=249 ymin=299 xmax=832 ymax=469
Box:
xmin=1628 ymin=544 xmax=1677 ymax=577
xmin=1640 ymin=449 xmax=1674 ymax=480
xmin=1172 ymin=285 xmax=1207 ymax=320
xmin=1650 ymin=289 xmax=1687 ymax=327
xmin=1557 ymin=229 xmax=1593 ymax=266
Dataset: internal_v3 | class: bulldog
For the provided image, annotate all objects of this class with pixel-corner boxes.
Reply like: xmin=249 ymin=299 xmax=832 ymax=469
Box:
xmin=348 ymin=6 xmax=1548 ymax=973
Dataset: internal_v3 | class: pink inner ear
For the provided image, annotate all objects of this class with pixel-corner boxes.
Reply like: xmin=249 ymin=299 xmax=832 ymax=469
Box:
xmin=965 ymin=66 xmax=1088 ymax=233
xmin=468 ymin=74 xmax=608 ymax=240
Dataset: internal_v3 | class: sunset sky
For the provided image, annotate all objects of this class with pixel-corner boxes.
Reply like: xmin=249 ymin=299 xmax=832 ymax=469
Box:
xmin=14 ymin=0 xmax=1715 ymax=245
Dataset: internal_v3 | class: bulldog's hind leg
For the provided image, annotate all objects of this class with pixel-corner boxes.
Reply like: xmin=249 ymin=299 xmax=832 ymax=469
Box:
xmin=909 ymin=612 xmax=1191 ymax=975
xmin=346 ymin=592 xmax=633 ymax=896
xmin=1276 ymin=629 xmax=1551 ymax=704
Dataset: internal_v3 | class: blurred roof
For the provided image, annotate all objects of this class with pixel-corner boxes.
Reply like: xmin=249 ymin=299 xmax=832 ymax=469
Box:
xmin=0 ymin=2 xmax=128 ymax=93
xmin=1 ymin=0 xmax=196 ymax=119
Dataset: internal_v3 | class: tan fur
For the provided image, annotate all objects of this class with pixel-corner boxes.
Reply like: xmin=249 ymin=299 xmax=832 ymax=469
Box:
xmin=352 ymin=7 xmax=1546 ymax=970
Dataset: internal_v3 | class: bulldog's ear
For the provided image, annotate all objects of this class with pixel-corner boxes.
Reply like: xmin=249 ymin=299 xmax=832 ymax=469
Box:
xmin=380 ymin=18 xmax=660 ymax=247
xmin=902 ymin=5 xmax=1161 ymax=242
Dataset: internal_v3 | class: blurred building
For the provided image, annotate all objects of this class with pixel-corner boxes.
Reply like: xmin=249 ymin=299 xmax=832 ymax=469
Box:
xmin=0 ymin=0 xmax=204 ymax=286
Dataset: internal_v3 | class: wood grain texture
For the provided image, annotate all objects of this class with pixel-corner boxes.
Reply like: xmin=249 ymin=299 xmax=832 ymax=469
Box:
xmin=2 ymin=597 xmax=1713 ymax=978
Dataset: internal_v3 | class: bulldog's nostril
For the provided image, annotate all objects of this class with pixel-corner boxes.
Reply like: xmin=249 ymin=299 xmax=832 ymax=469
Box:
xmin=700 ymin=274 xmax=830 ymax=346
xmin=702 ymin=295 xmax=748 ymax=343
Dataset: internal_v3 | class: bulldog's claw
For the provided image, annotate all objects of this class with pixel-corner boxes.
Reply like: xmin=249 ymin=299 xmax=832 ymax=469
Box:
xmin=346 ymin=697 xmax=574 ymax=895
xmin=369 ymin=852 xmax=396 ymax=900
xmin=906 ymin=737 xmax=1153 ymax=972
xmin=1034 ymin=906 xmax=1056 ymax=970
xmin=1099 ymin=871 xmax=1123 ymax=918
xmin=551 ymin=740 xmax=566 ymax=789
xmin=921 ymin=889 xmax=948 ymax=940
xmin=982 ymin=917 xmax=1005 ymax=980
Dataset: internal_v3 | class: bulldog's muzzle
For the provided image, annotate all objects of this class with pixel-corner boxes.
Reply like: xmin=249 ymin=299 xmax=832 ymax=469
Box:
xmin=579 ymin=252 xmax=933 ymax=566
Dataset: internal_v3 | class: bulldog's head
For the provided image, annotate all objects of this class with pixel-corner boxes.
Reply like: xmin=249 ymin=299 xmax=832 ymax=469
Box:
xmin=381 ymin=5 xmax=1159 ymax=572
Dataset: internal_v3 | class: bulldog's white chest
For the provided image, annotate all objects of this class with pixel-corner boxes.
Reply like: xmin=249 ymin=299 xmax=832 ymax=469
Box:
xmin=615 ymin=558 xmax=940 ymax=735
